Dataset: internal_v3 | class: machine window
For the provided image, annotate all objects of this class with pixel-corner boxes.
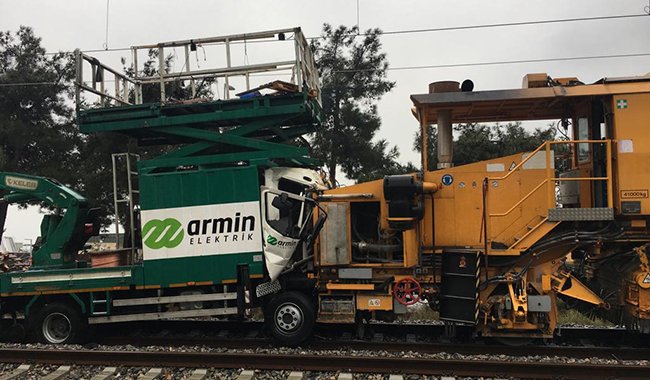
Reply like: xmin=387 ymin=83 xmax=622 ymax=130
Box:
xmin=265 ymin=192 xmax=304 ymax=239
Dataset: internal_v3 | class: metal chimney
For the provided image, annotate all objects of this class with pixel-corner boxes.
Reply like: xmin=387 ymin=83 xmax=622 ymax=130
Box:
xmin=429 ymin=81 xmax=459 ymax=169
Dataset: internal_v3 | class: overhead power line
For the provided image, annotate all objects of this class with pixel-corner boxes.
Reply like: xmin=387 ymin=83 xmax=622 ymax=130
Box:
xmin=372 ymin=14 xmax=649 ymax=37
xmin=335 ymin=52 xmax=650 ymax=73
xmin=0 ymin=82 xmax=59 ymax=87
xmin=43 ymin=12 xmax=649 ymax=55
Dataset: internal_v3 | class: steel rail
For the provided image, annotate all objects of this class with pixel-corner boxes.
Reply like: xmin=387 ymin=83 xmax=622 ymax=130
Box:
xmin=0 ymin=348 xmax=647 ymax=380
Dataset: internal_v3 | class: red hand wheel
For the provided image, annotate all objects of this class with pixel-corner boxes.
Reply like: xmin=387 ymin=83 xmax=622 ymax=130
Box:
xmin=393 ymin=277 xmax=421 ymax=306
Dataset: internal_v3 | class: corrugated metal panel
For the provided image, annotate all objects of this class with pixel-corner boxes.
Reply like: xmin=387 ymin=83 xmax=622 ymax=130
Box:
xmin=140 ymin=165 xmax=260 ymax=210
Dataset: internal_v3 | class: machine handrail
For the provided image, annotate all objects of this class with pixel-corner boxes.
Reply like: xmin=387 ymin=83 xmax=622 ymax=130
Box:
xmin=489 ymin=179 xmax=547 ymax=218
xmin=485 ymin=139 xmax=614 ymax=253
xmin=488 ymin=139 xmax=613 ymax=219
xmin=487 ymin=141 xmax=549 ymax=181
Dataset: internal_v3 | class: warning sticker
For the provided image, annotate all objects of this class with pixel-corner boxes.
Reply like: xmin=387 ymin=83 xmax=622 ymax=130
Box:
xmin=643 ymin=273 xmax=650 ymax=284
xmin=621 ymin=190 xmax=649 ymax=199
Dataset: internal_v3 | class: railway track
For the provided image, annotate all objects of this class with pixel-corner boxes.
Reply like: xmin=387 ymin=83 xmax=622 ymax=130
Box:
xmin=3 ymin=320 xmax=648 ymax=379
xmin=0 ymin=347 xmax=648 ymax=380
xmin=94 ymin=334 xmax=650 ymax=361
xmin=96 ymin=319 xmax=644 ymax=345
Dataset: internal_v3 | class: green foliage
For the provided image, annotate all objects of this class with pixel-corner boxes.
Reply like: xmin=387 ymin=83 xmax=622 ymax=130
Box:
xmin=0 ymin=26 xmax=79 ymax=176
xmin=311 ymin=24 xmax=410 ymax=184
xmin=414 ymin=122 xmax=556 ymax=169
xmin=0 ymin=26 xmax=81 ymax=238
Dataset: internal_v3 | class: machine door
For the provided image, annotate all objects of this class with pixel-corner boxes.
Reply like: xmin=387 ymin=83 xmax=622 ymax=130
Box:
xmin=261 ymin=187 xmax=315 ymax=280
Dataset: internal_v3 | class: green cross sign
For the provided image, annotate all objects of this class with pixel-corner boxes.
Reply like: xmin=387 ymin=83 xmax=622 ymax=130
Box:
xmin=617 ymin=99 xmax=628 ymax=109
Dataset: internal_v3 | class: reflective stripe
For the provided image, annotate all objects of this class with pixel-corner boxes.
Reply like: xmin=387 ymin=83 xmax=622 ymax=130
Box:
xmin=11 ymin=270 xmax=131 ymax=284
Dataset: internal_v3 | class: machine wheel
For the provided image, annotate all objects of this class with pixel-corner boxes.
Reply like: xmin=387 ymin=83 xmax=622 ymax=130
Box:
xmin=32 ymin=303 xmax=87 ymax=344
xmin=265 ymin=291 xmax=315 ymax=346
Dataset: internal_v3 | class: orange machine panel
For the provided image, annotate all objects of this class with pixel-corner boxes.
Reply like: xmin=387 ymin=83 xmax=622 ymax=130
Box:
xmin=613 ymin=93 xmax=650 ymax=216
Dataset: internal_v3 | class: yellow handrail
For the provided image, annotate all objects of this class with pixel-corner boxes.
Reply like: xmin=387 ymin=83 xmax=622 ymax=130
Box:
xmin=485 ymin=139 xmax=614 ymax=252
xmin=489 ymin=179 xmax=547 ymax=218
xmin=488 ymin=139 xmax=614 ymax=220
xmin=488 ymin=141 xmax=548 ymax=181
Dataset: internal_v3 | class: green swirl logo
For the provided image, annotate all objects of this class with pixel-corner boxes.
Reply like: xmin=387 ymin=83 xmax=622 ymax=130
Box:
xmin=266 ymin=235 xmax=278 ymax=246
xmin=143 ymin=218 xmax=184 ymax=249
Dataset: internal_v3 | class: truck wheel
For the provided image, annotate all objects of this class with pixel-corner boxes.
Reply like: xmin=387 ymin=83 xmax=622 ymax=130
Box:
xmin=265 ymin=291 xmax=315 ymax=346
xmin=33 ymin=303 xmax=87 ymax=344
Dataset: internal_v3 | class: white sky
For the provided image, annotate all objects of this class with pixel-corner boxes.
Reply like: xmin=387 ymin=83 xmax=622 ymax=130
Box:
xmin=1 ymin=0 xmax=649 ymax=241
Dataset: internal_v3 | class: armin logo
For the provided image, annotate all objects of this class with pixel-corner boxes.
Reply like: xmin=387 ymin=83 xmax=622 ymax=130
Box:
xmin=267 ymin=235 xmax=278 ymax=246
xmin=143 ymin=218 xmax=184 ymax=249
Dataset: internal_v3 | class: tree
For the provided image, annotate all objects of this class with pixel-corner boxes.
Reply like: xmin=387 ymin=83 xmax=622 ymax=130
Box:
xmin=414 ymin=122 xmax=556 ymax=169
xmin=0 ymin=26 xmax=80 ymax=241
xmin=310 ymin=24 xmax=400 ymax=185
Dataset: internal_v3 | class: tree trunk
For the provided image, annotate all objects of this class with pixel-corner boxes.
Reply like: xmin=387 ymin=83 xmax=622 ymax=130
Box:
xmin=328 ymin=156 xmax=337 ymax=187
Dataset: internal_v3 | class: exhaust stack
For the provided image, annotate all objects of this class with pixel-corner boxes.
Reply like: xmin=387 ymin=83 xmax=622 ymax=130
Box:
xmin=428 ymin=81 xmax=459 ymax=169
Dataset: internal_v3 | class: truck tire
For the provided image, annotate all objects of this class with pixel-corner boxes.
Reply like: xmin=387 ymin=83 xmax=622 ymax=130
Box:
xmin=33 ymin=302 xmax=87 ymax=344
xmin=265 ymin=291 xmax=315 ymax=346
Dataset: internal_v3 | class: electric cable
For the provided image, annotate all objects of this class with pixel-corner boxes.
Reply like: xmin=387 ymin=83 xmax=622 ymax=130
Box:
xmin=103 ymin=0 xmax=110 ymax=50
xmin=43 ymin=12 xmax=649 ymax=56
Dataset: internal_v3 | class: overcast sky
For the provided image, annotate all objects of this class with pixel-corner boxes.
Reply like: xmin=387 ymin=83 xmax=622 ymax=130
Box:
xmin=1 ymin=0 xmax=649 ymax=241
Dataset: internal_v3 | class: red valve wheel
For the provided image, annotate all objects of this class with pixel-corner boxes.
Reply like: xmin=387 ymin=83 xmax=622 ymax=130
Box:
xmin=393 ymin=277 xmax=422 ymax=306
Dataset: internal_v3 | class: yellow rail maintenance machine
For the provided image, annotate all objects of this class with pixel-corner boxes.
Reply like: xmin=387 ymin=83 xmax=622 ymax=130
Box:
xmin=314 ymin=73 xmax=650 ymax=341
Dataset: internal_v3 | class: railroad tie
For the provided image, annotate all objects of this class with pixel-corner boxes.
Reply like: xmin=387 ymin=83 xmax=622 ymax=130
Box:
xmin=186 ymin=369 xmax=209 ymax=380
xmin=440 ymin=377 xmax=456 ymax=380
xmin=41 ymin=365 xmax=71 ymax=380
xmin=138 ymin=368 xmax=162 ymax=380
xmin=388 ymin=375 xmax=403 ymax=380
xmin=338 ymin=373 xmax=353 ymax=380
xmin=287 ymin=371 xmax=303 ymax=380
xmin=0 ymin=364 xmax=30 ymax=380
xmin=92 ymin=367 xmax=117 ymax=380
xmin=237 ymin=370 xmax=255 ymax=380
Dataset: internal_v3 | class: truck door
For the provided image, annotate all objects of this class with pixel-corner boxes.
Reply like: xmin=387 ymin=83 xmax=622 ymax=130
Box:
xmin=260 ymin=188 xmax=315 ymax=280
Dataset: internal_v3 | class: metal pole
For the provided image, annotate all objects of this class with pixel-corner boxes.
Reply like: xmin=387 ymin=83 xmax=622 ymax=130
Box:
xmin=185 ymin=45 xmax=196 ymax=97
xmin=114 ymin=76 xmax=120 ymax=102
xmin=126 ymin=154 xmax=136 ymax=263
xmin=158 ymin=46 xmax=165 ymax=102
xmin=294 ymin=36 xmax=303 ymax=90
xmin=606 ymin=140 xmax=614 ymax=208
xmin=133 ymin=48 xmax=142 ymax=104
xmin=225 ymin=38 xmax=231 ymax=100
xmin=111 ymin=154 xmax=121 ymax=250
xmin=99 ymin=70 xmax=106 ymax=107
xmin=74 ymin=49 xmax=82 ymax=113
xmin=546 ymin=142 xmax=554 ymax=208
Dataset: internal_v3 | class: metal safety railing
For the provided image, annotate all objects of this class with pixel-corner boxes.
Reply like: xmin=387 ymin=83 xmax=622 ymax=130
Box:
xmin=74 ymin=50 xmax=140 ymax=108
xmin=75 ymin=27 xmax=320 ymax=110
xmin=484 ymin=139 xmax=613 ymax=252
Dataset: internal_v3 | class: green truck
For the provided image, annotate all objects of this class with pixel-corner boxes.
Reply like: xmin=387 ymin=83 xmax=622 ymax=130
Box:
xmin=0 ymin=27 xmax=327 ymax=346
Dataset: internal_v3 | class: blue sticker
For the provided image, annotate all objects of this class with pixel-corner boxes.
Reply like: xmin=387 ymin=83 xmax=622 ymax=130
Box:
xmin=441 ymin=174 xmax=453 ymax=186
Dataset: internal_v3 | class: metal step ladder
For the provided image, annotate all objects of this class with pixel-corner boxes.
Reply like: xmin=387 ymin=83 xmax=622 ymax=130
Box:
xmin=112 ymin=153 xmax=141 ymax=264
xmin=90 ymin=291 xmax=112 ymax=316
xmin=439 ymin=250 xmax=481 ymax=325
